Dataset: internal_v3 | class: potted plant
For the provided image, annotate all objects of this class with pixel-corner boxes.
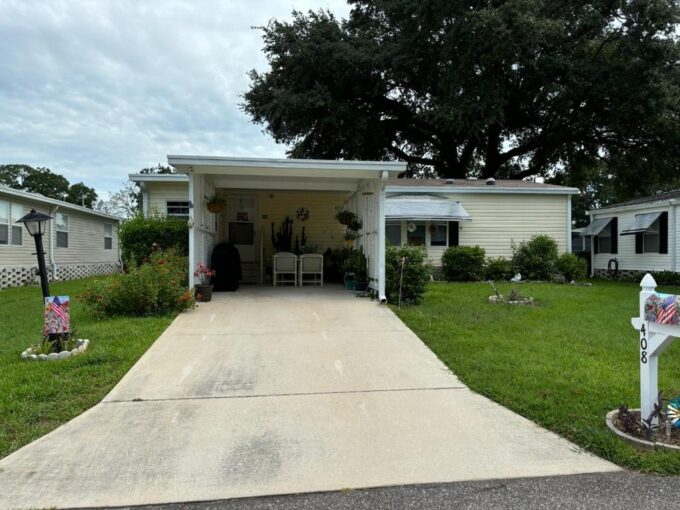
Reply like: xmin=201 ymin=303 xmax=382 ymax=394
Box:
xmin=336 ymin=210 xmax=357 ymax=226
xmin=205 ymin=194 xmax=226 ymax=214
xmin=194 ymin=263 xmax=215 ymax=302
xmin=344 ymin=229 xmax=358 ymax=247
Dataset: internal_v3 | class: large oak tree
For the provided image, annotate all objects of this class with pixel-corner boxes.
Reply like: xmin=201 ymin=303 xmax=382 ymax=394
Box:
xmin=244 ymin=0 xmax=680 ymax=188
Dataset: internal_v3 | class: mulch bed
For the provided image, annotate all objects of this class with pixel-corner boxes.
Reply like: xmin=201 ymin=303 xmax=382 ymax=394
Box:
xmin=615 ymin=409 xmax=680 ymax=447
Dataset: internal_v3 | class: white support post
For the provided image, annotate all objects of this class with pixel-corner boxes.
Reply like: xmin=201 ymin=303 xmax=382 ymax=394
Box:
xmin=377 ymin=171 xmax=387 ymax=303
xmin=188 ymin=171 xmax=195 ymax=290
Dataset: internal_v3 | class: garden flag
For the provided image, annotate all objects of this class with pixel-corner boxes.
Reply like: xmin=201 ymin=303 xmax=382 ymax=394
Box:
xmin=44 ymin=296 xmax=70 ymax=335
xmin=645 ymin=293 xmax=680 ymax=326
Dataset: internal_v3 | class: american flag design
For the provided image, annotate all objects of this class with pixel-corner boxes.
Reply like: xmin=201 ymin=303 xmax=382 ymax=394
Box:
xmin=44 ymin=296 xmax=70 ymax=335
xmin=645 ymin=293 xmax=680 ymax=325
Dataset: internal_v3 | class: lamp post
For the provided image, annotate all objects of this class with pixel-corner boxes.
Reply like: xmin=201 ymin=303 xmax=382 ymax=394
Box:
xmin=16 ymin=209 xmax=53 ymax=299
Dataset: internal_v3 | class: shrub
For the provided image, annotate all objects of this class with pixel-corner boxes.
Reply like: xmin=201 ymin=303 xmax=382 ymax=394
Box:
xmin=385 ymin=244 xmax=432 ymax=304
xmin=511 ymin=235 xmax=559 ymax=280
xmin=557 ymin=253 xmax=588 ymax=282
xmin=650 ymin=270 xmax=680 ymax=286
xmin=119 ymin=214 xmax=189 ymax=266
xmin=442 ymin=245 xmax=486 ymax=281
xmin=323 ymin=247 xmax=352 ymax=283
xmin=485 ymin=257 xmax=513 ymax=281
xmin=81 ymin=249 xmax=193 ymax=317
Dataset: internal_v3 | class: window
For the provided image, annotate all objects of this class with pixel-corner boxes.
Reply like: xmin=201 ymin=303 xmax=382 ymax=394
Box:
xmin=644 ymin=217 xmax=660 ymax=253
xmin=386 ymin=223 xmax=402 ymax=246
xmin=597 ymin=218 xmax=617 ymax=254
xmin=406 ymin=222 xmax=426 ymax=246
xmin=429 ymin=223 xmax=448 ymax=246
xmin=104 ymin=223 xmax=113 ymax=250
xmin=10 ymin=204 xmax=23 ymax=246
xmin=166 ymin=201 xmax=190 ymax=219
xmin=56 ymin=213 xmax=69 ymax=248
xmin=0 ymin=200 xmax=8 ymax=245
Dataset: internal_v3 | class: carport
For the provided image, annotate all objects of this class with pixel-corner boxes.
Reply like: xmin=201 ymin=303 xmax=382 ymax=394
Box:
xmin=167 ymin=156 xmax=405 ymax=300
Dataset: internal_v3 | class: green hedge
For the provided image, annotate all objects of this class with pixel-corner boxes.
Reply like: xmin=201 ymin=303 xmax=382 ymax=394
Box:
xmin=119 ymin=215 xmax=189 ymax=266
xmin=511 ymin=235 xmax=559 ymax=280
xmin=442 ymin=245 xmax=486 ymax=281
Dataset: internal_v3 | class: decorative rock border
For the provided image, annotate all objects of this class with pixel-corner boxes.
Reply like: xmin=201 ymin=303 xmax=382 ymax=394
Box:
xmin=606 ymin=409 xmax=680 ymax=452
xmin=488 ymin=295 xmax=535 ymax=305
xmin=21 ymin=339 xmax=90 ymax=361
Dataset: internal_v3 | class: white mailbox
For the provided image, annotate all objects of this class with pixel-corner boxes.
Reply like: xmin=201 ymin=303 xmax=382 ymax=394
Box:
xmin=631 ymin=274 xmax=679 ymax=426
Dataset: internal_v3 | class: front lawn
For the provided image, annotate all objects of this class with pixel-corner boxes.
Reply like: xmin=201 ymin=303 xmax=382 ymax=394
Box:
xmin=394 ymin=280 xmax=680 ymax=475
xmin=0 ymin=279 xmax=176 ymax=459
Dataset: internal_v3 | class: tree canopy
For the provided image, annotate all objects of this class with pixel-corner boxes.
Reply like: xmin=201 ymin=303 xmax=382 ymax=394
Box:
xmin=244 ymin=0 xmax=680 ymax=198
xmin=0 ymin=164 xmax=98 ymax=208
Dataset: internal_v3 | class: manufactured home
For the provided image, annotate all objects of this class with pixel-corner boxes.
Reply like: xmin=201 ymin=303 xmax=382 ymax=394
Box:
xmin=0 ymin=186 xmax=122 ymax=289
xmin=584 ymin=190 xmax=680 ymax=277
xmin=132 ymin=158 xmax=577 ymax=288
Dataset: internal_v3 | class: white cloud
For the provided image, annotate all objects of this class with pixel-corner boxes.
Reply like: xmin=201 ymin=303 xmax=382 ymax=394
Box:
xmin=0 ymin=0 xmax=350 ymax=192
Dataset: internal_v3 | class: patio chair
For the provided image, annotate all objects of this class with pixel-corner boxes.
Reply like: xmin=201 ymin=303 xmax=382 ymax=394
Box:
xmin=299 ymin=254 xmax=324 ymax=286
xmin=273 ymin=252 xmax=297 ymax=286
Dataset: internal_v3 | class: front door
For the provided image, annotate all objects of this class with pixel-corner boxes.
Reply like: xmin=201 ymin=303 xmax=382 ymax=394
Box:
xmin=226 ymin=196 xmax=257 ymax=264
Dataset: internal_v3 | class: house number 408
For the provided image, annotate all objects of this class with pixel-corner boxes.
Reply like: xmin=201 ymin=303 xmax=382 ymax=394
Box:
xmin=640 ymin=324 xmax=648 ymax=364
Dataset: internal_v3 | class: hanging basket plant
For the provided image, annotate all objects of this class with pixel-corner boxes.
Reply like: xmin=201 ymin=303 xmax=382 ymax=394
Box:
xmin=336 ymin=210 xmax=357 ymax=226
xmin=206 ymin=194 xmax=225 ymax=214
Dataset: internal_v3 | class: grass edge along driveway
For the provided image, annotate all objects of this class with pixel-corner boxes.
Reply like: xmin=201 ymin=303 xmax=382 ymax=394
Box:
xmin=393 ymin=280 xmax=680 ymax=475
xmin=0 ymin=279 xmax=176 ymax=459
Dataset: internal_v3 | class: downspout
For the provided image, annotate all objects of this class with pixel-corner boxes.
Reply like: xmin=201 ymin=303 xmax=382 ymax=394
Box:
xmin=566 ymin=194 xmax=572 ymax=253
xmin=49 ymin=206 xmax=59 ymax=280
xmin=670 ymin=200 xmax=678 ymax=272
xmin=188 ymin=170 xmax=196 ymax=290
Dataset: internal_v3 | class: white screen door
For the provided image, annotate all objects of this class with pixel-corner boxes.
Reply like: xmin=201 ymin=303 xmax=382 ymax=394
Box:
xmin=226 ymin=196 xmax=257 ymax=263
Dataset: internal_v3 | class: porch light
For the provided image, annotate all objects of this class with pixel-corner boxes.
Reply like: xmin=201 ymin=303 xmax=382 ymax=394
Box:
xmin=16 ymin=209 xmax=53 ymax=298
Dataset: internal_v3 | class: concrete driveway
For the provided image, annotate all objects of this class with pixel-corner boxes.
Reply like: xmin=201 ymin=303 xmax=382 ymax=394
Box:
xmin=0 ymin=286 xmax=617 ymax=509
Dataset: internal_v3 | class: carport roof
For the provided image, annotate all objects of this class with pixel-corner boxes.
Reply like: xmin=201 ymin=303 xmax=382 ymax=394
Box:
xmin=167 ymin=155 xmax=405 ymax=180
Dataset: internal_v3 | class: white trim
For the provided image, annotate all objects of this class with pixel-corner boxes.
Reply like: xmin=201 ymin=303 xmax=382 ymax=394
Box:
xmin=567 ymin=195 xmax=572 ymax=253
xmin=386 ymin=185 xmax=579 ymax=195
xmin=672 ymin=203 xmax=677 ymax=272
xmin=141 ymin=183 xmax=149 ymax=217
xmin=128 ymin=173 xmax=189 ymax=183
xmin=167 ymin=155 xmax=406 ymax=173
xmin=0 ymin=186 xmax=121 ymax=221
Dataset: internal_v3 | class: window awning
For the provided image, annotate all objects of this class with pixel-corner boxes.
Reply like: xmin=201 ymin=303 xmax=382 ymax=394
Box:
xmin=620 ymin=212 xmax=662 ymax=235
xmin=385 ymin=195 xmax=471 ymax=221
xmin=581 ymin=217 xmax=613 ymax=236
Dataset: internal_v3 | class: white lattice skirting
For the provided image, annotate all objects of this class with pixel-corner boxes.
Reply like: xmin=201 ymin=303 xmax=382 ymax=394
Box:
xmin=0 ymin=263 xmax=121 ymax=290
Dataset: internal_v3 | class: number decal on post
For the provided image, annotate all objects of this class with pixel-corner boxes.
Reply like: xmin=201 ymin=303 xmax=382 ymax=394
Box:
xmin=641 ymin=324 xmax=648 ymax=364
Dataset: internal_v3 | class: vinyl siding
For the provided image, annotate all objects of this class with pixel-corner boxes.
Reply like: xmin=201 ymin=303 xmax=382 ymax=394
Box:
xmin=0 ymin=192 xmax=120 ymax=267
xmin=388 ymin=192 xmax=570 ymax=265
xmin=592 ymin=205 xmax=676 ymax=272
xmin=216 ymin=189 xmax=351 ymax=264
xmin=52 ymin=209 xmax=120 ymax=265
xmin=147 ymin=182 xmax=190 ymax=217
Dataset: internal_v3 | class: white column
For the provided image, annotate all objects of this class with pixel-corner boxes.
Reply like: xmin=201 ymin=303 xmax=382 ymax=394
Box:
xmin=377 ymin=171 xmax=387 ymax=302
xmin=566 ymin=195 xmax=572 ymax=253
xmin=188 ymin=171 xmax=195 ymax=290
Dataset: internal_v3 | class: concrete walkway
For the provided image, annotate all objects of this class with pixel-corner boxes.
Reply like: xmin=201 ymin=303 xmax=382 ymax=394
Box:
xmin=0 ymin=286 xmax=618 ymax=509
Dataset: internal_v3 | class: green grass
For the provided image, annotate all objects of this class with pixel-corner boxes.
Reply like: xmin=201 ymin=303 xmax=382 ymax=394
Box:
xmin=0 ymin=279 xmax=176 ymax=459
xmin=393 ymin=280 xmax=680 ymax=475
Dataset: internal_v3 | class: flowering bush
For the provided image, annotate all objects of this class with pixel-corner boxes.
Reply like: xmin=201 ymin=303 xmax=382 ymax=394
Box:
xmin=194 ymin=263 xmax=215 ymax=285
xmin=81 ymin=249 xmax=194 ymax=317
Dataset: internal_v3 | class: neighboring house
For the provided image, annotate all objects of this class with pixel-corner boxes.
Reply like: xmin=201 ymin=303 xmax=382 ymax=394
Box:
xmin=584 ymin=190 xmax=680 ymax=278
xmin=385 ymin=178 xmax=577 ymax=266
xmin=132 ymin=159 xmax=576 ymax=289
xmin=0 ymin=186 xmax=122 ymax=289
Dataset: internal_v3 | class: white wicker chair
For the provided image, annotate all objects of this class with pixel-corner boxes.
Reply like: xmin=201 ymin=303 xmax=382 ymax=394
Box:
xmin=299 ymin=254 xmax=323 ymax=286
xmin=273 ymin=252 xmax=297 ymax=286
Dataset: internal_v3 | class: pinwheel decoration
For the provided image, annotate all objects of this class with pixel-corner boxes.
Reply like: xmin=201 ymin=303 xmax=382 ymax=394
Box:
xmin=667 ymin=397 xmax=680 ymax=429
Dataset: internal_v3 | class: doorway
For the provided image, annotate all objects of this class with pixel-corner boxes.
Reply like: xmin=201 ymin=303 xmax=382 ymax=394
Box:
xmin=226 ymin=196 xmax=258 ymax=265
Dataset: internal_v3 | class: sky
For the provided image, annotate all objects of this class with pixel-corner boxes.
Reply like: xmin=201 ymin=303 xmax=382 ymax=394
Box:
xmin=0 ymin=0 xmax=350 ymax=194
